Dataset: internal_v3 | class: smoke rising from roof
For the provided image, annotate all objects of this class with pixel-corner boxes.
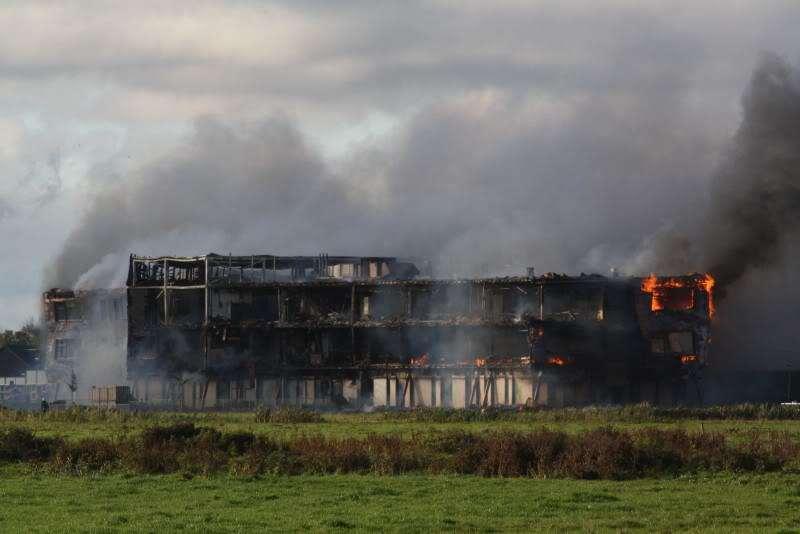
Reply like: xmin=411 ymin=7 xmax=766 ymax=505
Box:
xmin=629 ymin=54 xmax=800 ymax=370
xmin=702 ymin=53 xmax=800 ymax=290
xmin=49 ymin=80 xmax=719 ymax=288
xmin=48 ymin=117 xmax=350 ymax=288
xmin=620 ymin=53 xmax=800 ymax=292
xmin=702 ymin=54 xmax=800 ymax=370
xmin=45 ymin=54 xmax=800 ymax=371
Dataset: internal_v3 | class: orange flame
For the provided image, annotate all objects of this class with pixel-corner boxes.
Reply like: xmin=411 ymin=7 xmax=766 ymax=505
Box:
xmin=474 ymin=357 xmax=487 ymax=368
xmin=679 ymin=354 xmax=699 ymax=364
xmin=699 ymin=273 xmax=715 ymax=318
xmin=547 ymin=355 xmax=568 ymax=366
xmin=410 ymin=354 xmax=430 ymax=367
xmin=641 ymin=274 xmax=715 ymax=318
xmin=641 ymin=274 xmax=658 ymax=294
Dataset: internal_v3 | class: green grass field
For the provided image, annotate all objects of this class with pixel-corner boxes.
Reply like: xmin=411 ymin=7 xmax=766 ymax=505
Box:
xmin=2 ymin=468 xmax=800 ymax=532
xmin=7 ymin=407 xmax=800 ymax=442
xmin=4 ymin=406 xmax=800 ymax=532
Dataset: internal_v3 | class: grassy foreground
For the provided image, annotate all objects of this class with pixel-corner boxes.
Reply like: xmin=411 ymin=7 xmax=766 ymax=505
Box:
xmin=6 ymin=404 xmax=800 ymax=442
xmin=2 ymin=467 xmax=800 ymax=532
xmin=4 ymin=406 xmax=800 ymax=531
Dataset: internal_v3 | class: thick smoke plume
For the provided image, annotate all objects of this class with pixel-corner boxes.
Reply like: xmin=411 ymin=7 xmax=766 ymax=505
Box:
xmin=632 ymin=54 xmax=800 ymax=371
xmin=49 ymin=55 xmax=800 ymax=295
xmin=703 ymin=54 xmax=800 ymax=371
xmin=626 ymin=53 xmax=800 ymax=293
xmin=701 ymin=54 xmax=800 ymax=290
xmin=46 ymin=53 xmax=800 ymax=373
xmin=47 ymin=118 xmax=348 ymax=288
xmin=50 ymin=83 xmax=716 ymax=288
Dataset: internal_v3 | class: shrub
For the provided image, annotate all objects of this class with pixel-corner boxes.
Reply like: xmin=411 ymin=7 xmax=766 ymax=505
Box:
xmin=230 ymin=436 xmax=289 ymax=476
xmin=253 ymin=407 xmax=270 ymax=423
xmin=221 ymin=431 xmax=256 ymax=455
xmin=363 ymin=435 xmax=429 ymax=475
xmin=140 ymin=422 xmax=202 ymax=447
xmin=559 ymin=427 xmax=639 ymax=479
xmin=6 ymin=423 xmax=800 ymax=479
xmin=289 ymin=437 xmax=372 ymax=474
xmin=475 ymin=433 xmax=535 ymax=477
xmin=0 ymin=427 xmax=62 ymax=463
xmin=174 ymin=429 xmax=230 ymax=475
xmin=255 ymin=406 xmax=324 ymax=424
xmin=51 ymin=438 xmax=119 ymax=474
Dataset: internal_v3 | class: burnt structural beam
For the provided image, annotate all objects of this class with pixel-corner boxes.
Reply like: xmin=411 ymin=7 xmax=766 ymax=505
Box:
xmin=163 ymin=258 xmax=168 ymax=325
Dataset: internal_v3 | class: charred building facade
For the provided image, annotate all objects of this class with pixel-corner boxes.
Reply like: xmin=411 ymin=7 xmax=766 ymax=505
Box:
xmin=42 ymin=288 xmax=127 ymax=401
xmin=124 ymin=253 xmax=714 ymax=408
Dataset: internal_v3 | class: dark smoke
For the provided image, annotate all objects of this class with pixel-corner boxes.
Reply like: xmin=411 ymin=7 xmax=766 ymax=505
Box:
xmin=652 ymin=53 xmax=800 ymax=372
xmin=702 ymin=53 xmax=800 ymax=290
xmin=626 ymin=54 xmax=800 ymax=370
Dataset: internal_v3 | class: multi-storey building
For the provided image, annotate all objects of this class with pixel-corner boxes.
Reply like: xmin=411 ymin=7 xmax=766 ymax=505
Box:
xmin=123 ymin=253 xmax=713 ymax=408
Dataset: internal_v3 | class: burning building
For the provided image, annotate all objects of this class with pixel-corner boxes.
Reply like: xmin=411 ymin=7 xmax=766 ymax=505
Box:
xmin=118 ymin=253 xmax=713 ymax=408
xmin=42 ymin=288 xmax=127 ymax=402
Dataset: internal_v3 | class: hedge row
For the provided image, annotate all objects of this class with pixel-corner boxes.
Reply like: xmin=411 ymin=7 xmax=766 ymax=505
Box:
xmin=2 ymin=423 xmax=799 ymax=479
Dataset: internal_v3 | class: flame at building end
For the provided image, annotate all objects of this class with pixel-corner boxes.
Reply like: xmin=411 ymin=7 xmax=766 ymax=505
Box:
xmin=699 ymin=273 xmax=715 ymax=318
xmin=641 ymin=273 xmax=715 ymax=318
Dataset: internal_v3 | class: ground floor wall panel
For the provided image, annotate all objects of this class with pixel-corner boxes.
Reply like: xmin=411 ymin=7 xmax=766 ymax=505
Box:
xmin=129 ymin=369 xmax=693 ymax=409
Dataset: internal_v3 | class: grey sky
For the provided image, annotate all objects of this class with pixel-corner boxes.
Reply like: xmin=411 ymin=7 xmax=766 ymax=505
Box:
xmin=0 ymin=1 xmax=799 ymax=328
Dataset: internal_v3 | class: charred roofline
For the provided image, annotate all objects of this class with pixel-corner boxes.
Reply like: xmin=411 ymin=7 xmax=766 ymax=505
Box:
xmin=125 ymin=274 xmax=704 ymax=289
xmin=127 ymin=253 xmax=418 ymax=287
xmin=44 ymin=287 xmax=125 ymax=301
xmin=130 ymin=253 xmax=401 ymax=262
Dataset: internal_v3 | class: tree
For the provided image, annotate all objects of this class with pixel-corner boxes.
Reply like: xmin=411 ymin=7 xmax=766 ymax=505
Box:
xmin=0 ymin=318 xmax=41 ymax=349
